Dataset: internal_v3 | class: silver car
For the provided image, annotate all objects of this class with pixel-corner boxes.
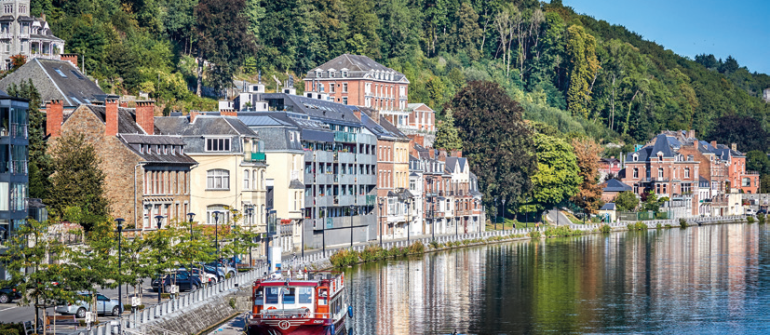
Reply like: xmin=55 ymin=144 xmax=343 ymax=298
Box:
xmin=55 ymin=292 xmax=121 ymax=318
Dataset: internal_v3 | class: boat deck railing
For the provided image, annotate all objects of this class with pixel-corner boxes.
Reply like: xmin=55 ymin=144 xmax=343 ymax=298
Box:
xmin=252 ymin=310 xmax=331 ymax=320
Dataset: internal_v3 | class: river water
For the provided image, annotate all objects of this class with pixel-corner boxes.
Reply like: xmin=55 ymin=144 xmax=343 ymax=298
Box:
xmin=345 ymin=224 xmax=770 ymax=334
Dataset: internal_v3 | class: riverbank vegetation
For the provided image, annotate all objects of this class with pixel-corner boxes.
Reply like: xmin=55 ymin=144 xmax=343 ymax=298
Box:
xmin=627 ymin=222 xmax=649 ymax=231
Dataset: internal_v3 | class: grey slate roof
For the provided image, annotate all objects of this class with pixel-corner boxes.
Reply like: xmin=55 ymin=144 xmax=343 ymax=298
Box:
xmin=600 ymin=203 xmax=616 ymax=211
xmin=289 ymin=179 xmax=304 ymax=189
xmin=84 ymin=105 xmax=147 ymax=134
xmin=445 ymin=157 xmax=468 ymax=174
xmin=651 ymin=134 xmax=674 ymax=157
xmin=377 ymin=115 xmax=409 ymax=141
xmin=360 ymin=112 xmax=396 ymax=140
xmin=305 ymin=54 xmax=408 ymax=82
xmin=155 ymin=116 xmax=258 ymax=137
xmin=118 ymin=134 xmax=197 ymax=165
xmin=603 ymin=179 xmax=633 ymax=192
xmin=262 ymin=93 xmax=361 ymax=126
xmin=0 ymin=58 xmax=104 ymax=107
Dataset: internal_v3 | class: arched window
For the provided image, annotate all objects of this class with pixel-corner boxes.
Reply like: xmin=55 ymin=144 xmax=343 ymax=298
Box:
xmin=685 ymin=168 xmax=690 ymax=178
xmin=633 ymin=168 xmax=639 ymax=178
xmin=658 ymin=168 xmax=664 ymax=179
xmin=207 ymin=205 xmax=229 ymax=224
xmin=632 ymin=154 xmax=638 ymax=162
xmin=261 ymin=171 xmax=265 ymax=190
xmin=244 ymin=170 xmax=250 ymax=189
xmin=207 ymin=169 xmax=230 ymax=190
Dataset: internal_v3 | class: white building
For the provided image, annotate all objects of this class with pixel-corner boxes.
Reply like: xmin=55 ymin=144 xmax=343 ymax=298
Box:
xmin=0 ymin=1 xmax=66 ymax=70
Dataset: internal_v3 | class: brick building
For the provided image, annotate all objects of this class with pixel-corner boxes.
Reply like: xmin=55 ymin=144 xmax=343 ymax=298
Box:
xmin=621 ymin=134 xmax=700 ymax=216
xmin=46 ymin=98 xmax=197 ymax=229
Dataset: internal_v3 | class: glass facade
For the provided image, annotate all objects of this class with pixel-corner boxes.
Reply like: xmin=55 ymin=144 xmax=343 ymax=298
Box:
xmin=0 ymin=96 xmax=29 ymax=245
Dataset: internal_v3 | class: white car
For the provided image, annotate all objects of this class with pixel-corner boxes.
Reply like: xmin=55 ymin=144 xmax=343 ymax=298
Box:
xmin=745 ymin=208 xmax=756 ymax=216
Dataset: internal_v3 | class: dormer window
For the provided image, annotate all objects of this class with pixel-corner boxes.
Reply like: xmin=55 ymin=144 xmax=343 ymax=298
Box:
xmin=632 ymin=154 xmax=638 ymax=162
xmin=206 ymin=137 xmax=231 ymax=152
xmin=156 ymin=145 xmax=161 ymax=154
xmin=342 ymin=69 xmax=348 ymax=78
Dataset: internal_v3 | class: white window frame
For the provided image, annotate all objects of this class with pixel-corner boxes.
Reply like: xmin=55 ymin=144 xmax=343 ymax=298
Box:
xmin=207 ymin=169 xmax=230 ymax=190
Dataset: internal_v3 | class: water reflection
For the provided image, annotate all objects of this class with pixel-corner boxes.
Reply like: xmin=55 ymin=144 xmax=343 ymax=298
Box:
xmin=346 ymin=224 xmax=770 ymax=334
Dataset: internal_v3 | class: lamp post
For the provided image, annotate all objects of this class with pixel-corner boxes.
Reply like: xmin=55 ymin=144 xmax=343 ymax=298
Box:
xmin=582 ymin=196 xmax=587 ymax=225
xmin=501 ymin=198 xmax=506 ymax=229
xmin=406 ymin=199 xmax=411 ymax=244
xmin=186 ymin=212 xmax=195 ymax=274
xmin=154 ymin=215 xmax=164 ymax=303
xmin=494 ymin=197 xmax=498 ymax=231
xmin=378 ymin=198 xmax=383 ymax=248
xmin=349 ymin=204 xmax=355 ymax=249
xmin=115 ymin=218 xmax=124 ymax=314
xmin=427 ymin=176 xmax=435 ymax=241
xmin=245 ymin=207 xmax=254 ymax=266
xmin=212 ymin=211 xmax=221 ymax=282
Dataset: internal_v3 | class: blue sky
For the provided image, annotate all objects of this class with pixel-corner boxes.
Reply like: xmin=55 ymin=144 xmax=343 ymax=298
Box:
xmin=557 ymin=0 xmax=770 ymax=75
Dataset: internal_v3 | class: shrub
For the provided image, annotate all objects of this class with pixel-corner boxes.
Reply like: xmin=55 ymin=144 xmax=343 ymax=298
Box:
xmin=634 ymin=222 xmax=648 ymax=230
xmin=544 ymin=226 xmax=585 ymax=237
xmin=529 ymin=231 xmax=541 ymax=239
xmin=679 ymin=218 xmax=688 ymax=229
xmin=225 ymin=272 xmax=233 ymax=279
xmin=359 ymin=245 xmax=381 ymax=262
xmin=600 ymin=224 xmax=611 ymax=234
xmin=124 ymin=304 xmax=145 ymax=311
xmin=429 ymin=240 xmax=440 ymax=249
xmin=758 ymin=213 xmax=766 ymax=224
xmin=747 ymin=216 xmax=755 ymax=224
xmin=229 ymin=297 xmax=236 ymax=309
xmin=627 ymin=223 xmax=635 ymax=230
xmin=330 ymin=249 xmax=359 ymax=268
xmin=665 ymin=224 xmax=672 ymax=228
xmin=656 ymin=223 xmax=662 ymax=229
xmin=408 ymin=241 xmax=425 ymax=254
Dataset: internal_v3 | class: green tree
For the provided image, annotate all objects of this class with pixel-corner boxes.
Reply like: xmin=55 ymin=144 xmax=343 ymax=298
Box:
xmin=565 ymin=25 xmax=599 ymax=119
xmin=707 ymin=115 xmax=768 ymax=153
xmin=614 ymin=191 xmax=639 ymax=212
xmin=530 ymin=133 xmax=581 ymax=212
xmin=449 ymin=81 xmax=538 ymax=209
xmin=434 ymin=109 xmax=463 ymax=151
xmin=343 ymin=0 xmax=380 ymax=58
xmin=48 ymin=133 xmax=109 ymax=228
xmin=455 ymin=2 xmax=482 ymax=61
xmin=194 ymin=0 xmax=256 ymax=92
xmin=641 ymin=190 xmax=666 ymax=212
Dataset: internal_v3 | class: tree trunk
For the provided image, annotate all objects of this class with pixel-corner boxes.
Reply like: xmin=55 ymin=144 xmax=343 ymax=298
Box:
xmin=196 ymin=51 xmax=204 ymax=97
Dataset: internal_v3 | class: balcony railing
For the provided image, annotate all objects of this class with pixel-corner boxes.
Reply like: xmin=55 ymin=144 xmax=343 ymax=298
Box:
xmin=246 ymin=152 xmax=266 ymax=162
xmin=334 ymin=131 xmax=357 ymax=143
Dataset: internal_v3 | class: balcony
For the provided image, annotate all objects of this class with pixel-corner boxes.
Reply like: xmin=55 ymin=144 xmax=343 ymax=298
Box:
xmin=245 ymin=151 xmax=266 ymax=162
xmin=0 ymin=32 xmax=11 ymax=40
xmin=339 ymin=152 xmax=356 ymax=164
xmin=334 ymin=131 xmax=357 ymax=143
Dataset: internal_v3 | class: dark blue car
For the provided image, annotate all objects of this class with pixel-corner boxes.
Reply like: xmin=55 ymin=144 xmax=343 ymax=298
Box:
xmin=0 ymin=286 xmax=21 ymax=303
xmin=151 ymin=272 xmax=202 ymax=293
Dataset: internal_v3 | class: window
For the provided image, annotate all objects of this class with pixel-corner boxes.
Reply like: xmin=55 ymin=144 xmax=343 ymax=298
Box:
xmin=742 ymin=177 xmax=751 ymax=187
xmin=342 ymin=70 xmax=348 ymax=78
xmin=206 ymin=205 xmax=230 ymax=224
xmin=244 ymin=170 xmax=250 ymax=189
xmin=207 ymin=169 xmax=230 ymax=190
xmin=342 ymin=83 xmax=348 ymax=93
xmin=330 ymin=84 xmax=335 ymax=93
xmin=319 ymin=84 xmax=324 ymax=92
xmin=632 ymin=154 xmax=638 ymax=162
xmin=343 ymin=97 xmax=348 ymax=105
xmin=298 ymin=287 xmax=313 ymax=304
xmin=206 ymin=138 xmax=231 ymax=152
xmin=3 ymin=5 xmax=11 ymax=14
xmin=54 ymin=68 xmax=68 ymax=78
xmin=685 ymin=168 xmax=690 ymax=178
xmin=658 ymin=168 xmax=664 ymax=179
xmin=633 ymin=168 xmax=639 ymax=178
xmin=265 ymin=287 xmax=280 ymax=304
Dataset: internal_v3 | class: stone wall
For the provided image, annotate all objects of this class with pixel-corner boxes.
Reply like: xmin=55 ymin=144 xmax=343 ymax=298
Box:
xmin=146 ymin=289 xmax=252 ymax=335
xmin=49 ymin=106 xmax=145 ymax=227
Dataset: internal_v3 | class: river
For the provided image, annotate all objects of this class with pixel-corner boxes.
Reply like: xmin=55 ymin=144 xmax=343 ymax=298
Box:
xmin=345 ymin=223 xmax=770 ymax=334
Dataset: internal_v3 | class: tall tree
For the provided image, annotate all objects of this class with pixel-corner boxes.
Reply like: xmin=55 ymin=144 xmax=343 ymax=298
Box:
xmin=530 ymin=133 xmax=581 ymax=212
xmin=570 ymin=137 xmax=603 ymax=214
xmin=343 ymin=0 xmax=380 ymax=58
xmin=449 ymin=81 xmax=538 ymax=208
xmin=433 ymin=109 xmax=463 ymax=150
xmin=455 ymin=2 xmax=482 ymax=61
xmin=48 ymin=133 xmax=109 ymax=227
xmin=195 ymin=0 xmax=256 ymax=92
xmin=565 ymin=25 xmax=598 ymax=119
xmin=707 ymin=115 xmax=768 ymax=153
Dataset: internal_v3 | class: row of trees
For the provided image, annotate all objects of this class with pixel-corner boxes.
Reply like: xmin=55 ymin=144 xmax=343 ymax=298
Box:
xmin=0 ymin=210 xmax=258 ymax=334
xmin=437 ymin=80 xmax=604 ymax=219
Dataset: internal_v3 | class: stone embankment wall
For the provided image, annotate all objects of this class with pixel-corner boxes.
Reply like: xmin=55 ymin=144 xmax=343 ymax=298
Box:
xmin=146 ymin=289 xmax=252 ymax=335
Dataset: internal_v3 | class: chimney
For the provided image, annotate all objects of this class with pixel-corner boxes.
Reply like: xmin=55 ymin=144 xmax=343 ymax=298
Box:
xmin=119 ymin=100 xmax=129 ymax=108
xmin=189 ymin=110 xmax=201 ymax=123
xmin=353 ymin=109 xmax=361 ymax=120
xmin=45 ymin=99 xmax=63 ymax=137
xmin=450 ymin=150 xmax=462 ymax=158
xmin=61 ymin=54 xmax=78 ymax=69
xmin=219 ymin=108 xmax=237 ymax=117
xmin=688 ymin=130 xmax=695 ymax=138
xmin=136 ymin=100 xmax=155 ymax=135
xmin=105 ymin=98 xmax=119 ymax=136
xmin=407 ymin=134 xmax=425 ymax=148
xmin=731 ymin=143 xmax=737 ymax=151
xmin=710 ymin=140 xmax=717 ymax=148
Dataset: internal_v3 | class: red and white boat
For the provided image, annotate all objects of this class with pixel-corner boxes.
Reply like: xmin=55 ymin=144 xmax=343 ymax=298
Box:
xmin=247 ymin=271 xmax=348 ymax=335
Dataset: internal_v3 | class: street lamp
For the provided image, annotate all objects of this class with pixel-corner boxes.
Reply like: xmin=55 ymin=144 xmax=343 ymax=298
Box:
xmin=378 ymin=198 xmax=384 ymax=248
xmin=154 ymin=215 xmax=164 ymax=303
xmin=186 ymin=212 xmax=195 ymax=275
xmin=494 ymin=197 xmax=498 ymax=231
xmin=405 ymin=199 xmax=411 ymax=244
xmin=115 ymin=218 xmax=124 ymax=314
xmin=212 ymin=211 xmax=221 ymax=282
xmin=349 ymin=204 xmax=355 ymax=249
xmin=501 ymin=197 xmax=506 ymax=229
xmin=427 ymin=176 xmax=435 ymax=241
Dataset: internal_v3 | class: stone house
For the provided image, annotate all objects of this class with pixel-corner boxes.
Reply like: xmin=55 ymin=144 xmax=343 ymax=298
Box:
xmin=46 ymin=98 xmax=196 ymax=229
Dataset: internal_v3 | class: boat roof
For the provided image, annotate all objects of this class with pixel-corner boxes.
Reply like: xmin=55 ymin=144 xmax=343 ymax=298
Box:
xmin=257 ymin=280 xmax=320 ymax=287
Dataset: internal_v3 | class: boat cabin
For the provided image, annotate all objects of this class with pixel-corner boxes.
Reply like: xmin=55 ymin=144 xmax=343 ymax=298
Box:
xmin=252 ymin=272 xmax=346 ymax=320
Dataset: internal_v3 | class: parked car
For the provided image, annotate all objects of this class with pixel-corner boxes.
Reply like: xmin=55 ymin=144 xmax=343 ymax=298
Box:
xmin=177 ymin=268 xmax=217 ymax=284
xmin=151 ymin=272 xmax=201 ymax=293
xmin=745 ymin=208 xmax=756 ymax=216
xmin=201 ymin=265 xmax=226 ymax=281
xmin=206 ymin=262 xmax=236 ymax=278
xmin=0 ymin=286 xmax=21 ymax=304
xmin=55 ymin=292 xmax=121 ymax=318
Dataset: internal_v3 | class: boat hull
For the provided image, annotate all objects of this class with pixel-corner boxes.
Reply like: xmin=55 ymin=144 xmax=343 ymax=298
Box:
xmin=247 ymin=315 xmax=346 ymax=335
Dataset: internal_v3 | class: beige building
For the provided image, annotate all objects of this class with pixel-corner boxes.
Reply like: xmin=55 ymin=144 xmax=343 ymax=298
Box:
xmin=155 ymin=115 xmax=268 ymax=231
xmin=238 ymin=113 xmax=306 ymax=252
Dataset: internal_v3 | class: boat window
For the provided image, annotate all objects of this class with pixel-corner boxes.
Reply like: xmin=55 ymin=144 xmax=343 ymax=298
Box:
xmin=283 ymin=288 xmax=296 ymax=304
xmin=298 ymin=287 xmax=313 ymax=304
xmin=254 ymin=288 xmax=263 ymax=306
xmin=266 ymin=287 xmax=280 ymax=304
xmin=318 ymin=288 xmax=328 ymax=305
